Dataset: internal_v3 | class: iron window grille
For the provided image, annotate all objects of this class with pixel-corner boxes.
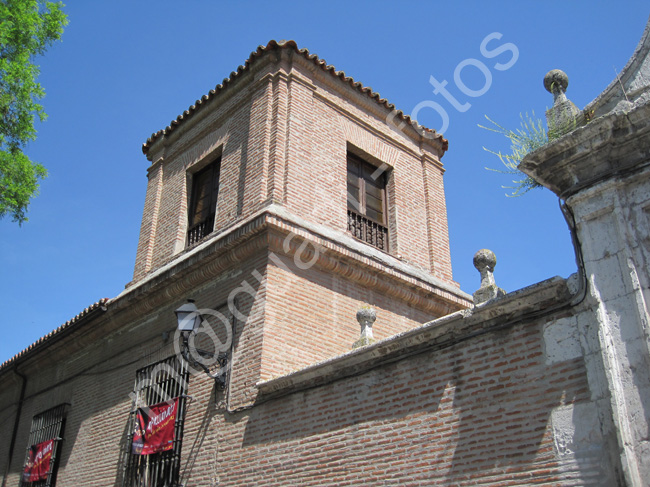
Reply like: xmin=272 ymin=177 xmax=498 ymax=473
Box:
xmin=187 ymin=158 xmax=221 ymax=247
xmin=347 ymin=210 xmax=388 ymax=251
xmin=122 ymin=356 xmax=190 ymax=487
xmin=19 ymin=404 xmax=67 ymax=487
xmin=346 ymin=153 xmax=389 ymax=251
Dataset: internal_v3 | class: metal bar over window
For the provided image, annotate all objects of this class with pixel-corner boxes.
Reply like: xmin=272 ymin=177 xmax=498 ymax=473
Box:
xmin=19 ymin=404 xmax=67 ymax=487
xmin=186 ymin=213 xmax=215 ymax=246
xmin=122 ymin=356 xmax=189 ymax=487
xmin=347 ymin=209 xmax=388 ymax=251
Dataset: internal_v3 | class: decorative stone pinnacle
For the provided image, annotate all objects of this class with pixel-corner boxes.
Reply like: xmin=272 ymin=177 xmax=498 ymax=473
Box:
xmin=352 ymin=306 xmax=377 ymax=349
xmin=544 ymin=69 xmax=582 ymax=138
xmin=544 ymin=69 xmax=569 ymax=101
xmin=474 ymin=249 xmax=496 ymax=287
xmin=472 ymin=249 xmax=506 ymax=305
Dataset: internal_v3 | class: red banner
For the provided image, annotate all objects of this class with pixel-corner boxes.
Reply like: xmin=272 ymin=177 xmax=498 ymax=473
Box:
xmin=23 ymin=438 xmax=54 ymax=482
xmin=132 ymin=398 xmax=178 ymax=455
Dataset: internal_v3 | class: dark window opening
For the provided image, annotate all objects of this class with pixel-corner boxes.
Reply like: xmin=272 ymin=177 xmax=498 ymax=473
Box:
xmin=187 ymin=158 xmax=221 ymax=246
xmin=19 ymin=404 xmax=67 ymax=487
xmin=347 ymin=153 xmax=388 ymax=251
xmin=121 ymin=356 xmax=190 ymax=487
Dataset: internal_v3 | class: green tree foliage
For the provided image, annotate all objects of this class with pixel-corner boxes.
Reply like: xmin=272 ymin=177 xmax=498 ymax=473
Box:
xmin=0 ymin=0 xmax=67 ymax=224
xmin=480 ymin=113 xmax=548 ymax=197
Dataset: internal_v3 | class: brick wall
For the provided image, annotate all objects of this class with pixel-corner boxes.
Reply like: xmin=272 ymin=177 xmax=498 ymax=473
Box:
xmin=260 ymin=252 xmax=434 ymax=381
xmin=1 ymin=42 xmax=540 ymax=487
xmin=0 ymin=276 xmax=617 ymax=487
xmin=213 ymin=318 xmax=596 ymax=486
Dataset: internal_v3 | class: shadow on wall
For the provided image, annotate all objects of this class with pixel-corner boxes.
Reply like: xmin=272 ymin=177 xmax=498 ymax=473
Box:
xmin=179 ymin=383 xmax=219 ymax=487
xmin=235 ymin=316 xmax=599 ymax=484
xmin=53 ymin=366 xmax=135 ymax=487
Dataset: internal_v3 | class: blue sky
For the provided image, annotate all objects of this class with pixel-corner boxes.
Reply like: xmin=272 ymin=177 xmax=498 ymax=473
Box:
xmin=1 ymin=2 xmax=648 ymax=364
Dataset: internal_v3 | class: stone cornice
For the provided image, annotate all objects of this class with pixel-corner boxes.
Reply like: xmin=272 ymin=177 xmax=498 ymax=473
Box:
xmin=265 ymin=204 xmax=470 ymax=300
xmin=585 ymin=17 xmax=650 ymax=117
xmin=116 ymin=212 xmax=271 ymax=317
xmin=520 ymin=101 xmax=650 ymax=198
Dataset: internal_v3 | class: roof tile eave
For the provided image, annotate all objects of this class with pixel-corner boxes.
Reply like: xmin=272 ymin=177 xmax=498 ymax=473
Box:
xmin=0 ymin=298 xmax=109 ymax=373
xmin=141 ymin=39 xmax=447 ymax=155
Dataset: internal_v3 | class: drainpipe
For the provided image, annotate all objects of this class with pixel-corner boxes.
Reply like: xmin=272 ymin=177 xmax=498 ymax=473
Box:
xmin=2 ymin=366 xmax=27 ymax=487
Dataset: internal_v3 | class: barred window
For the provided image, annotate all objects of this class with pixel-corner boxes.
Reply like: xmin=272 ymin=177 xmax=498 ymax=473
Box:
xmin=347 ymin=153 xmax=389 ymax=251
xmin=19 ymin=404 xmax=67 ymax=487
xmin=122 ymin=356 xmax=190 ymax=487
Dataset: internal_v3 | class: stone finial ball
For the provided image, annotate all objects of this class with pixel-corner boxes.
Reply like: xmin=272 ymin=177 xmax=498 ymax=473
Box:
xmin=544 ymin=69 xmax=569 ymax=94
xmin=473 ymin=249 xmax=497 ymax=272
xmin=356 ymin=306 xmax=377 ymax=325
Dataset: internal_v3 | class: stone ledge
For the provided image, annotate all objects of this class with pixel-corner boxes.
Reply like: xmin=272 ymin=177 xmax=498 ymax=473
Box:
xmin=256 ymin=275 xmax=573 ymax=400
xmin=520 ymin=101 xmax=650 ymax=198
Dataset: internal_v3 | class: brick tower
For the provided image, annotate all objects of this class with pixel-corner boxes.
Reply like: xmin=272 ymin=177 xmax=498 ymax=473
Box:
xmin=130 ymin=40 xmax=471 ymax=394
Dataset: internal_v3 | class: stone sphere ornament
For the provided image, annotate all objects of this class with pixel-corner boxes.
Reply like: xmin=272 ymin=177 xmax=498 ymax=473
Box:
xmin=473 ymin=249 xmax=497 ymax=274
xmin=356 ymin=307 xmax=377 ymax=327
xmin=544 ymin=69 xmax=569 ymax=95
xmin=353 ymin=306 xmax=377 ymax=349
xmin=472 ymin=249 xmax=506 ymax=305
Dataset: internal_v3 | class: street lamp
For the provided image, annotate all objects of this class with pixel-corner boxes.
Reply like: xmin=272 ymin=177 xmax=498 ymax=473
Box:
xmin=174 ymin=299 xmax=202 ymax=332
xmin=174 ymin=299 xmax=228 ymax=389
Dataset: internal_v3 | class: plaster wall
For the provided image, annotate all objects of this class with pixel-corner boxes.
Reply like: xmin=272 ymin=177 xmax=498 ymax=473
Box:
xmin=566 ymin=166 xmax=650 ymax=486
